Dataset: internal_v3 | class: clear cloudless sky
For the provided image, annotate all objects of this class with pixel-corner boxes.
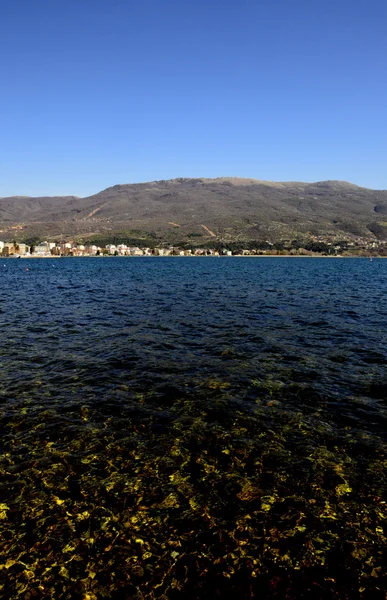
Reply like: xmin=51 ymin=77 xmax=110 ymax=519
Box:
xmin=1 ymin=0 xmax=386 ymax=196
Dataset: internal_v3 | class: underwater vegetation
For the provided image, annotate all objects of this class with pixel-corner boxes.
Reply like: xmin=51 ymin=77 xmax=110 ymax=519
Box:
xmin=0 ymin=377 xmax=386 ymax=599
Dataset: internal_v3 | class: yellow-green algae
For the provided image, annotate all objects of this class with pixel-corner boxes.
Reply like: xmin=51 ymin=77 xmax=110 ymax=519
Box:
xmin=0 ymin=380 xmax=386 ymax=599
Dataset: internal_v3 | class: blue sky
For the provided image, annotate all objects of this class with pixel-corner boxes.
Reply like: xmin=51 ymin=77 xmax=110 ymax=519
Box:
xmin=1 ymin=0 xmax=386 ymax=196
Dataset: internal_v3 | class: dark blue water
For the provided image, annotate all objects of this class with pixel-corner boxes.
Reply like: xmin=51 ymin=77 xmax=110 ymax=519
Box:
xmin=1 ymin=258 xmax=386 ymax=599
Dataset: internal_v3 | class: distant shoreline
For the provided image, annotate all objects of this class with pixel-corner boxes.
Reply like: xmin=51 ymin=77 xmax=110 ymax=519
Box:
xmin=6 ymin=254 xmax=383 ymax=259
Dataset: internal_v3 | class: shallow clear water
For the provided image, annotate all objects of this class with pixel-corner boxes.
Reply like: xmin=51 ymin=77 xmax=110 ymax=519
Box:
xmin=1 ymin=257 xmax=386 ymax=598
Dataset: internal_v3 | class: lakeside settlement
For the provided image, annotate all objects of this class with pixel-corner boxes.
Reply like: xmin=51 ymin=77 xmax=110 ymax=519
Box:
xmin=1 ymin=235 xmax=387 ymax=258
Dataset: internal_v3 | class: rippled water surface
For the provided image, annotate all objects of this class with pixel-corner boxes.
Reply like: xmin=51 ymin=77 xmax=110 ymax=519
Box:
xmin=1 ymin=257 xmax=386 ymax=599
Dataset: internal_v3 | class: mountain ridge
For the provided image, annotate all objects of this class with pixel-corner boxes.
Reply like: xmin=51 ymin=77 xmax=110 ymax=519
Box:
xmin=1 ymin=177 xmax=387 ymax=244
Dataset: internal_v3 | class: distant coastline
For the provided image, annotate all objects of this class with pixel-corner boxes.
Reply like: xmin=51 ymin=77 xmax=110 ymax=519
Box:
xmin=2 ymin=237 xmax=385 ymax=259
xmin=10 ymin=253 xmax=384 ymax=259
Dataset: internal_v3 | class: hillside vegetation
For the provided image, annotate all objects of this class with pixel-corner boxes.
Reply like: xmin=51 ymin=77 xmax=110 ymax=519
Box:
xmin=1 ymin=177 xmax=387 ymax=244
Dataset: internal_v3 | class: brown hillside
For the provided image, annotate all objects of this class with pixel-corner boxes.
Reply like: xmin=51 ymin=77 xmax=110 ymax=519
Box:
xmin=1 ymin=178 xmax=387 ymax=244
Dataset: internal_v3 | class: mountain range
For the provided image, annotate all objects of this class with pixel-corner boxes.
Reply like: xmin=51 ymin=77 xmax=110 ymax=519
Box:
xmin=1 ymin=177 xmax=387 ymax=246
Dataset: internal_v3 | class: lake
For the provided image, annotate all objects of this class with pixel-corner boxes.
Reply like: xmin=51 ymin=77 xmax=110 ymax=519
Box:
xmin=1 ymin=257 xmax=386 ymax=598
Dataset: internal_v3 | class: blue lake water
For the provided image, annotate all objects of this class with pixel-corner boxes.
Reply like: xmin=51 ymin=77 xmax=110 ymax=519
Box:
xmin=1 ymin=257 xmax=386 ymax=598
